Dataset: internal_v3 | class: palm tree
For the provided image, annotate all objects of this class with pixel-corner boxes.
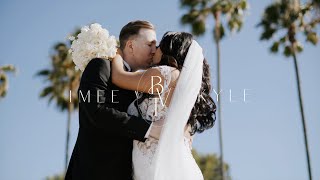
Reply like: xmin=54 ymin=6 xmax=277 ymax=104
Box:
xmin=192 ymin=149 xmax=231 ymax=180
xmin=45 ymin=173 xmax=64 ymax=180
xmin=258 ymin=0 xmax=319 ymax=179
xmin=0 ymin=65 xmax=16 ymax=98
xmin=36 ymin=29 xmax=81 ymax=171
xmin=180 ymin=0 xmax=249 ymax=179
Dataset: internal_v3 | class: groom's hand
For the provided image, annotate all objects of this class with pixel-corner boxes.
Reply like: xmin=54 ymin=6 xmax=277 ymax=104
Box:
xmin=148 ymin=119 xmax=164 ymax=140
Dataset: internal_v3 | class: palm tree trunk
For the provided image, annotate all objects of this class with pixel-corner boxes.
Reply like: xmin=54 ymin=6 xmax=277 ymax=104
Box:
xmin=214 ymin=10 xmax=224 ymax=180
xmin=292 ymin=50 xmax=313 ymax=180
xmin=216 ymin=39 xmax=224 ymax=180
xmin=65 ymin=103 xmax=73 ymax=171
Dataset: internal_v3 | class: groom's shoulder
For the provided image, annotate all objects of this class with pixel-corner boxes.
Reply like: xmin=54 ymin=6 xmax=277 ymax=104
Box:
xmin=87 ymin=58 xmax=111 ymax=69
xmin=83 ymin=58 xmax=112 ymax=76
xmin=82 ymin=58 xmax=111 ymax=80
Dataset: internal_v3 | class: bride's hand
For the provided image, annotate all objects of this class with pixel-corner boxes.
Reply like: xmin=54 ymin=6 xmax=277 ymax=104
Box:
xmin=148 ymin=119 xmax=165 ymax=140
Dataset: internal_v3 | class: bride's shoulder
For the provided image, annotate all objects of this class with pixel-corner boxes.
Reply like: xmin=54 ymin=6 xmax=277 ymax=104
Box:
xmin=152 ymin=65 xmax=180 ymax=84
xmin=152 ymin=65 xmax=179 ymax=76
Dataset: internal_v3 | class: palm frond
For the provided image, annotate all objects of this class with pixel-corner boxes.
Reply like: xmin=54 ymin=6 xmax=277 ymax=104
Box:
xmin=40 ymin=86 xmax=54 ymax=98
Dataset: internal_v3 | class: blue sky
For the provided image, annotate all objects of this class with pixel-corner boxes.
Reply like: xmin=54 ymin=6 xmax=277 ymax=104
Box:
xmin=0 ymin=0 xmax=319 ymax=179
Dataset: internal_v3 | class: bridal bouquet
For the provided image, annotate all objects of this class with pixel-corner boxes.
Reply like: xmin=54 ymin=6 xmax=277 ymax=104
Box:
xmin=69 ymin=23 xmax=117 ymax=71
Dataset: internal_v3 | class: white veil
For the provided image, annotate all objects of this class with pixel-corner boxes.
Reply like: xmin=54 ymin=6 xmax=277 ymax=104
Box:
xmin=153 ymin=40 xmax=204 ymax=180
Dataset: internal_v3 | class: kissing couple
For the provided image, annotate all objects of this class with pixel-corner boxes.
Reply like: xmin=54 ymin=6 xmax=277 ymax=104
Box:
xmin=65 ymin=20 xmax=216 ymax=180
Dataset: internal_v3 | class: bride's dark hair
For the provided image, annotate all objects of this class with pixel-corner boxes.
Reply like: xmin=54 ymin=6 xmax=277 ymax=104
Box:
xmin=150 ymin=31 xmax=216 ymax=135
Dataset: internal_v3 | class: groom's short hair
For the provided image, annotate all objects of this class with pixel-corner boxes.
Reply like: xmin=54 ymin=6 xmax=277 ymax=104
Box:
xmin=119 ymin=20 xmax=155 ymax=50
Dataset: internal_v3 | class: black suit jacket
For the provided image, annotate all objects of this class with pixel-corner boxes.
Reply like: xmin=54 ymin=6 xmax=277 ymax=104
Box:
xmin=65 ymin=58 xmax=151 ymax=180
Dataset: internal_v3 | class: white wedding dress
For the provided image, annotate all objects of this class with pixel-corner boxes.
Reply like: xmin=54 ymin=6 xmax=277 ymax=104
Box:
xmin=127 ymin=65 xmax=204 ymax=180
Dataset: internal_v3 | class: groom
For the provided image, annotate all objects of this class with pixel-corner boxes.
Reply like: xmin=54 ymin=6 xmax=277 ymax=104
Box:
xmin=65 ymin=20 xmax=160 ymax=180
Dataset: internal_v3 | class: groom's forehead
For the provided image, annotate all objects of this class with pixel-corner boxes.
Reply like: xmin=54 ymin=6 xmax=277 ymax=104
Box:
xmin=137 ymin=29 xmax=156 ymax=42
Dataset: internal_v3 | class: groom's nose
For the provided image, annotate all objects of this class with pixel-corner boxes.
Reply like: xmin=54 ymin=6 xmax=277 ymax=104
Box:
xmin=151 ymin=44 xmax=156 ymax=54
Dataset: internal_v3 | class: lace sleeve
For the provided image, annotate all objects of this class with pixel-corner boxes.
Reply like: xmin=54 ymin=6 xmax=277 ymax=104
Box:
xmin=151 ymin=65 xmax=172 ymax=94
xmin=134 ymin=66 xmax=173 ymax=123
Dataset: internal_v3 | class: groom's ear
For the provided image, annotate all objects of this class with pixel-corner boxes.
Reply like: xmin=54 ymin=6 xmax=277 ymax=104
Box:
xmin=126 ymin=40 xmax=134 ymax=53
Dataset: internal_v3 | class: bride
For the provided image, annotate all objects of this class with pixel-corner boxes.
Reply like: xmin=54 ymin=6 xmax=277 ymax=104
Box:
xmin=111 ymin=32 xmax=216 ymax=180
